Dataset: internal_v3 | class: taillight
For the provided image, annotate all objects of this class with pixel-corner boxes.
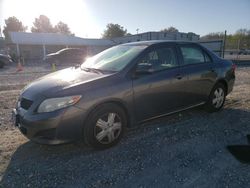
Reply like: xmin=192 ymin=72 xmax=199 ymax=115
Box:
xmin=232 ymin=64 xmax=236 ymax=72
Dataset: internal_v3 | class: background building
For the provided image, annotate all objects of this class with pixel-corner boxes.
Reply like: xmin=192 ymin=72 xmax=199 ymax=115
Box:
xmin=5 ymin=31 xmax=223 ymax=63
xmin=6 ymin=32 xmax=115 ymax=63
xmin=113 ymin=31 xmax=199 ymax=44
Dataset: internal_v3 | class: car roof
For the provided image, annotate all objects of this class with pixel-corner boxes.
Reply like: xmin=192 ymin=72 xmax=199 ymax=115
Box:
xmin=121 ymin=40 xmax=197 ymax=47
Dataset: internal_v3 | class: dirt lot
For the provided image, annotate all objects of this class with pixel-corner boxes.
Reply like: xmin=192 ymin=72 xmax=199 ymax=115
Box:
xmin=0 ymin=65 xmax=250 ymax=188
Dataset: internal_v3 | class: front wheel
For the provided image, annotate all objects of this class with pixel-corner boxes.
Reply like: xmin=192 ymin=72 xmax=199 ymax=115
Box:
xmin=84 ymin=104 xmax=127 ymax=149
xmin=205 ymin=83 xmax=226 ymax=112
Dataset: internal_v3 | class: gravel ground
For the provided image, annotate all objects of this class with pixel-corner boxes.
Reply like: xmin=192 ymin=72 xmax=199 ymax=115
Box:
xmin=0 ymin=65 xmax=64 ymax=91
xmin=0 ymin=65 xmax=250 ymax=188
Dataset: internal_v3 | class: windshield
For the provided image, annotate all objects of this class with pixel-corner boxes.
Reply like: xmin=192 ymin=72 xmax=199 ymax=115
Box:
xmin=81 ymin=45 xmax=147 ymax=72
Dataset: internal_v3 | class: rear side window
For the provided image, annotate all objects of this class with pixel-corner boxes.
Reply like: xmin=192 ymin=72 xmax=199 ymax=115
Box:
xmin=180 ymin=46 xmax=210 ymax=65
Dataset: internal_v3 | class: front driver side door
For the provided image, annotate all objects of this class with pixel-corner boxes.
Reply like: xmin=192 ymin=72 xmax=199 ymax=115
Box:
xmin=132 ymin=44 xmax=185 ymax=122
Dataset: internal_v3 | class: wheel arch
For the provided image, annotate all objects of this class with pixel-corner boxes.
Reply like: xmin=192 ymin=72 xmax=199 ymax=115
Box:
xmin=83 ymin=99 xmax=132 ymax=129
xmin=215 ymin=79 xmax=228 ymax=95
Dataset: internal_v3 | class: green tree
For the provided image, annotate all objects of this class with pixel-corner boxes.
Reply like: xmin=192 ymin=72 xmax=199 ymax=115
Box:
xmin=234 ymin=29 xmax=250 ymax=49
xmin=201 ymin=29 xmax=250 ymax=49
xmin=54 ymin=21 xmax=73 ymax=35
xmin=200 ymin=32 xmax=224 ymax=40
xmin=3 ymin=16 xmax=27 ymax=40
xmin=102 ymin=23 xmax=127 ymax=39
xmin=31 ymin=15 xmax=55 ymax=33
xmin=161 ymin=26 xmax=179 ymax=33
xmin=236 ymin=28 xmax=249 ymax=36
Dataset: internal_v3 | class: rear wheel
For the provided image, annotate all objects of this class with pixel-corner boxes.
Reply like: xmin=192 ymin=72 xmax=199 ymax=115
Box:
xmin=84 ymin=103 xmax=127 ymax=149
xmin=205 ymin=83 xmax=226 ymax=112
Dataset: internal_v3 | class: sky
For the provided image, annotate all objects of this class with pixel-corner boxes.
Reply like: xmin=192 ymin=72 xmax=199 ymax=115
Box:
xmin=0 ymin=0 xmax=249 ymax=38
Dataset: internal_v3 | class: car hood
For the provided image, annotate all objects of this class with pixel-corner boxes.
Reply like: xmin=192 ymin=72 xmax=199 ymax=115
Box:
xmin=21 ymin=67 xmax=112 ymax=98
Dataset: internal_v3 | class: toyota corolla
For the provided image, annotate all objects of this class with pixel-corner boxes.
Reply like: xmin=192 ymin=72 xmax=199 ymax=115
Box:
xmin=13 ymin=41 xmax=235 ymax=149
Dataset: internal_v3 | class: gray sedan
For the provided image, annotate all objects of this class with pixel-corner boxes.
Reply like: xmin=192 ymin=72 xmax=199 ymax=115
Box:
xmin=13 ymin=41 xmax=235 ymax=149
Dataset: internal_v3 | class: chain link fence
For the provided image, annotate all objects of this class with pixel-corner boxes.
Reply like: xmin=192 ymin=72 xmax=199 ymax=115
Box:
xmin=224 ymin=38 xmax=250 ymax=62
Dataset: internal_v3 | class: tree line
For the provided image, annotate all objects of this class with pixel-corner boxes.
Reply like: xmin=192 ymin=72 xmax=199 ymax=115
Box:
xmin=2 ymin=15 xmax=73 ymax=41
xmin=1 ymin=15 xmax=182 ymax=40
xmin=1 ymin=15 xmax=249 ymax=49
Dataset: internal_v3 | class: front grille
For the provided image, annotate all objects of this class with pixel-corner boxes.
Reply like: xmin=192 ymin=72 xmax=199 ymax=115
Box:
xmin=20 ymin=98 xmax=33 ymax=110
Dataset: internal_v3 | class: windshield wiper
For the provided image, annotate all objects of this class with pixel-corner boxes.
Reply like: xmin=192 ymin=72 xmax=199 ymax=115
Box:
xmin=80 ymin=67 xmax=103 ymax=74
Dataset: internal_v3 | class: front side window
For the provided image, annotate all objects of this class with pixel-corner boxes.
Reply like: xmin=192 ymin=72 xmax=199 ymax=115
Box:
xmin=180 ymin=46 xmax=208 ymax=65
xmin=136 ymin=47 xmax=178 ymax=72
xmin=204 ymin=51 xmax=212 ymax=62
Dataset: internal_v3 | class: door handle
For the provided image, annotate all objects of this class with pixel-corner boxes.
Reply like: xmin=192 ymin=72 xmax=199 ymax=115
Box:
xmin=175 ymin=74 xmax=182 ymax=80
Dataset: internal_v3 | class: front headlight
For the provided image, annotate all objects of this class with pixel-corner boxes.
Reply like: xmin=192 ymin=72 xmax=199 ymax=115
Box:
xmin=37 ymin=95 xmax=82 ymax=113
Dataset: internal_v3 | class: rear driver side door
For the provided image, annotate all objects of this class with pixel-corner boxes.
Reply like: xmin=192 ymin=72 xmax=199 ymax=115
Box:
xmin=177 ymin=44 xmax=217 ymax=106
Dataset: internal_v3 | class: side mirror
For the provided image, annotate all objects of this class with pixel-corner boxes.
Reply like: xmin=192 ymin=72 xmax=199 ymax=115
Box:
xmin=135 ymin=63 xmax=154 ymax=74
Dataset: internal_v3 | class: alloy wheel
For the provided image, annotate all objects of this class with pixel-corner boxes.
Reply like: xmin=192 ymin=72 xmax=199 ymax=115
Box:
xmin=94 ymin=113 xmax=122 ymax=144
xmin=212 ymin=88 xmax=225 ymax=108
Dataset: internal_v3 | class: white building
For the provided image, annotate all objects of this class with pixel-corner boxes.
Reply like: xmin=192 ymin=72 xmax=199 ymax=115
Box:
xmin=6 ymin=31 xmax=202 ymax=62
xmin=7 ymin=32 xmax=115 ymax=62
xmin=113 ymin=31 xmax=199 ymax=44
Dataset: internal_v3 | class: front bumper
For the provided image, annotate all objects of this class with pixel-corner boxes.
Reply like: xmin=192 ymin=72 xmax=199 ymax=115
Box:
xmin=13 ymin=105 xmax=87 ymax=145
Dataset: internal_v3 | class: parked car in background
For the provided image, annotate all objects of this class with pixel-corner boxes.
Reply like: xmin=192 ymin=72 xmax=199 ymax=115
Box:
xmin=0 ymin=54 xmax=13 ymax=68
xmin=238 ymin=49 xmax=250 ymax=55
xmin=43 ymin=48 xmax=86 ymax=66
xmin=13 ymin=41 xmax=235 ymax=149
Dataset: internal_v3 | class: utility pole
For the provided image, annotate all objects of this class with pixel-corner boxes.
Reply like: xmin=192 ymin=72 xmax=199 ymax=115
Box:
xmin=237 ymin=39 xmax=241 ymax=60
xmin=237 ymin=39 xmax=241 ymax=52
xmin=136 ymin=28 xmax=139 ymax=34
xmin=222 ymin=30 xmax=227 ymax=58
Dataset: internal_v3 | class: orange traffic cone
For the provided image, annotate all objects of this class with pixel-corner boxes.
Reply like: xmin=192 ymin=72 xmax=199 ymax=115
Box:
xmin=16 ymin=62 xmax=23 ymax=72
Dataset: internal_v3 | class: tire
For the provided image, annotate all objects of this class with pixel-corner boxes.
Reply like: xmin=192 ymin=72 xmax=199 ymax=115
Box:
xmin=83 ymin=103 xmax=127 ymax=149
xmin=205 ymin=83 xmax=226 ymax=112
